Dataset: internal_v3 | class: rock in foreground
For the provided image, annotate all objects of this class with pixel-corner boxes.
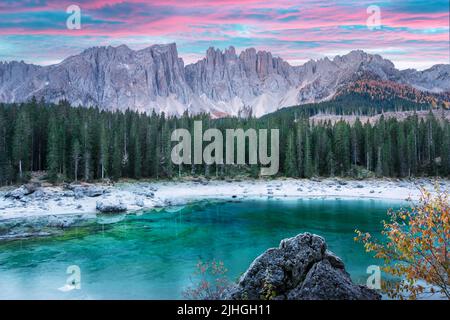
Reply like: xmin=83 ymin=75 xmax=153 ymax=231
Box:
xmin=96 ymin=201 xmax=127 ymax=213
xmin=224 ymin=233 xmax=380 ymax=300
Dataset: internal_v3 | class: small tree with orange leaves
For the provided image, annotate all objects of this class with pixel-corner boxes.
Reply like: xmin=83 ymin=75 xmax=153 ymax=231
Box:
xmin=355 ymin=187 xmax=449 ymax=300
xmin=183 ymin=260 xmax=229 ymax=300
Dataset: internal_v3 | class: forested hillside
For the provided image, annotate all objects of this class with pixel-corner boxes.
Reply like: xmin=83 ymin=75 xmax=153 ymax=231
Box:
xmin=0 ymin=94 xmax=449 ymax=186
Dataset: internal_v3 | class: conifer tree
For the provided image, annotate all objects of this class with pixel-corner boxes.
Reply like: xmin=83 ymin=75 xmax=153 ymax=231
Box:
xmin=304 ymin=126 xmax=313 ymax=178
xmin=284 ymin=131 xmax=298 ymax=177
xmin=0 ymin=111 xmax=10 ymax=185
xmin=99 ymin=120 xmax=109 ymax=180
xmin=397 ymin=123 xmax=407 ymax=177
xmin=130 ymin=116 xmax=142 ymax=179
xmin=72 ymin=139 xmax=81 ymax=182
xmin=296 ymin=120 xmax=305 ymax=177
xmin=81 ymin=120 xmax=91 ymax=181
xmin=364 ymin=121 xmax=372 ymax=171
xmin=47 ymin=114 xmax=60 ymax=183
xmin=12 ymin=109 xmax=32 ymax=181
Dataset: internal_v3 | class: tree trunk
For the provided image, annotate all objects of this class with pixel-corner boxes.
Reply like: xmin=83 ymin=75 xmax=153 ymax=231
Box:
xmin=19 ymin=160 xmax=22 ymax=180
xmin=84 ymin=152 xmax=89 ymax=181
xmin=74 ymin=158 xmax=78 ymax=182
xmin=366 ymin=151 xmax=370 ymax=170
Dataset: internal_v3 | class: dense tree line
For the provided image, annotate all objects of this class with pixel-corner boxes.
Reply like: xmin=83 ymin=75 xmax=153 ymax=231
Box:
xmin=262 ymin=92 xmax=432 ymax=119
xmin=0 ymin=96 xmax=449 ymax=185
xmin=279 ymin=115 xmax=450 ymax=178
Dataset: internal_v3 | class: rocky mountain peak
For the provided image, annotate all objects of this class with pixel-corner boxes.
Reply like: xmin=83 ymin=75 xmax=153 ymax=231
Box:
xmin=144 ymin=42 xmax=178 ymax=54
xmin=0 ymin=44 xmax=448 ymax=117
xmin=224 ymin=46 xmax=237 ymax=58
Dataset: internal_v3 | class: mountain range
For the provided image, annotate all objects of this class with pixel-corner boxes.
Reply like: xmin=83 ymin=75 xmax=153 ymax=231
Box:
xmin=0 ymin=43 xmax=449 ymax=117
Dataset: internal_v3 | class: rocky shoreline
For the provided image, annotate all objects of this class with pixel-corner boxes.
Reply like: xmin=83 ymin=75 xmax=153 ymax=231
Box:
xmin=0 ymin=177 xmax=445 ymax=241
xmin=0 ymin=177 xmax=447 ymax=223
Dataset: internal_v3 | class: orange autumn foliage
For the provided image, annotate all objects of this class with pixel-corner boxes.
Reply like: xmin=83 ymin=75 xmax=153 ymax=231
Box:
xmin=355 ymin=186 xmax=450 ymax=300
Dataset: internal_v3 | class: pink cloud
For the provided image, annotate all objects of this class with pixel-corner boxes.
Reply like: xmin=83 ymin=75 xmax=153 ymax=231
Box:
xmin=0 ymin=0 xmax=447 ymax=69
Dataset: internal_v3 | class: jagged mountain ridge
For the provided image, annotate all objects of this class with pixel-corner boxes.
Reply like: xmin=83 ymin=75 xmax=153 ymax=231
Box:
xmin=0 ymin=43 xmax=449 ymax=117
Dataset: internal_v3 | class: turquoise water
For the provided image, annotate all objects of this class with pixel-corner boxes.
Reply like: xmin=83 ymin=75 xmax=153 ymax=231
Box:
xmin=0 ymin=198 xmax=403 ymax=299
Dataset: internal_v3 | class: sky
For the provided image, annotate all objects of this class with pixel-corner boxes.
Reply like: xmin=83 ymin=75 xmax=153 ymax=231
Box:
xmin=0 ymin=0 xmax=449 ymax=70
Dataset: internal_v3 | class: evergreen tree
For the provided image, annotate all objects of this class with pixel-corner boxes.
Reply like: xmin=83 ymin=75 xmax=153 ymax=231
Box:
xmin=397 ymin=123 xmax=407 ymax=177
xmin=81 ymin=120 xmax=91 ymax=181
xmin=364 ymin=121 xmax=372 ymax=171
xmin=144 ymin=118 xmax=157 ymax=178
xmin=304 ymin=126 xmax=313 ymax=178
xmin=47 ymin=115 xmax=60 ymax=182
xmin=351 ymin=118 xmax=363 ymax=166
xmin=130 ymin=116 xmax=142 ymax=179
xmin=334 ymin=121 xmax=350 ymax=175
xmin=12 ymin=109 xmax=32 ymax=181
xmin=0 ymin=111 xmax=10 ymax=185
xmin=284 ymin=131 xmax=298 ymax=177
xmin=296 ymin=120 xmax=305 ymax=177
xmin=161 ymin=119 xmax=173 ymax=178
xmin=99 ymin=120 xmax=109 ymax=180
xmin=442 ymin=122 xmax=450 ymax=176
xmin=72 ymin=139 xmax=81 ymax=182
xmin=111 ymin=133 xmax=122 ymax=181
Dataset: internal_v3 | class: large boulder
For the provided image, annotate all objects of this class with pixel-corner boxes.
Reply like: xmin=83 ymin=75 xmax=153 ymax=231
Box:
xmin=83 ymin=186 xmax=106 ymax=197
xmin=68 ymin=185 xmax=106 ymax=199
xmin=224 ymin=233 xmax=381 ymax=300
xmin=96 ymin=200 xmax=127 ymax=213
xmin=5 ymin=183 xmax=40 ymax=199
